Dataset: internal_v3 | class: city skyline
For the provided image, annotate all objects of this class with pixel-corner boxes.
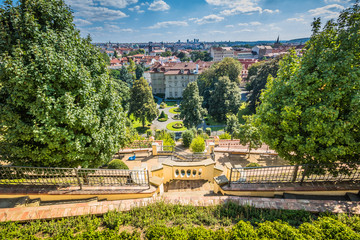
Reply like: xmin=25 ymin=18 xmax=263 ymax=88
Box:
xmin=1 ymin=0 xmax=355 ymax=42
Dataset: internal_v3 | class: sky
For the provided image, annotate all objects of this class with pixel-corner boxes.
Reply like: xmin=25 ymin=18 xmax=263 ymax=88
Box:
xmin=1 ymin=0 xmax=356 ymax=43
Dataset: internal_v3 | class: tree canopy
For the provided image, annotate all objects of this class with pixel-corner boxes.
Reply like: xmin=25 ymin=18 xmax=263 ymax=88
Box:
xmin=0 ymin=0 xmax=129 ymax=167
xmin=255 ymin=4 xmax=360 ymax=172
xmin=208 ymin=77 xmax=241 ymax=122
xmin=190 ymin=51 xmax=212 ymax=62
xmin=180 ymin=82 xmax=207 ymax=128
xmin=129 ymin=77 xmax=158 ymax=127
xmin=246 ymin=57 xmax=281 ymax=113
xmin=110 ymin=66 xmax=133 ymax=87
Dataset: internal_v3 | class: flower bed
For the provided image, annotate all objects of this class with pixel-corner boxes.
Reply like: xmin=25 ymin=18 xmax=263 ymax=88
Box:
xmin=169 ymin=107 xmax=181 ymax=114
xmin=173 ymin=114 xmax=181 ymax=120
xmin=166 ymin=121 xmax=187 ymax=131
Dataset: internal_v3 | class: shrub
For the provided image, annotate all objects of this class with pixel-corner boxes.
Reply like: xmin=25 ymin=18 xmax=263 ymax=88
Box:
xmin=146 ymin=130 xmax=153 ymax=138
xmin=206 ymin=128 xmax=211 ymax=136
xmin=160 ymin=102 xmax=166 ymax=109
xmin=107 ymin=159 xmax=129 ymax=169
xmin=182 ymin=130 xmax=194 ymax=148
xmin=190 ymin=136 xmax=205 ymax=153
xmin=219 ymin=132 xmax=231 ymax=139
xmin=173 ymin=122 xmax=184 ymax=129
xmin=229 ymin=221 xmax=257 ymax=239
xmin=246 ymin=162 xmax=261 ymax=168
xmin=159 ymin=111 xmax=166 ymax=119
xmin=197 ymin=128 xmax=203 ymax=135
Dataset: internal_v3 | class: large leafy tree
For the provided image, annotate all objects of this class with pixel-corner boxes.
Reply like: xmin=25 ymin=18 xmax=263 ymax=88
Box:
xmin=208 ymin=77 xmax=241 ymax=122
xmin=197 ymin=57 xmax=242 ymax=109
xmin=0 ymin=0 xmax=129 ymax=167
xmin=110 ymin=66 xmax=133 ymax=87
xmin=255 ymin=4 xmax=360 ymax=173
xmin=135 ymin=64 xmax=144 ymax=80
xmin=246 ymin=57 xmax=281 ymax=113
xmin=129 ymin=77 xmax=158 ymax=127
xmin=180 ymin=82 xmax=207 ymax=128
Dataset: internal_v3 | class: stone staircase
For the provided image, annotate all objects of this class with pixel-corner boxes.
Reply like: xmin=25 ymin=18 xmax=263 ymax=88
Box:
xmin=0 ymin=196 xmax=103 ymax=208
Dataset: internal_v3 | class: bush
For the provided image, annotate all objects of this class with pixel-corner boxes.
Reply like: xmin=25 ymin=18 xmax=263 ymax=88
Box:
xmin=159 ymin=111 xmax=166 ymax=119
xmin=107 ymin=159 xmax=129 ymax=169
xmin=160 ymin=102 xmax=166 ymax=109
xmin=146 ymin=130 xmax=153 ymax=138
xmin=197 ymin=128 xmax=203 ymax=135
xmin=246 ymin=162 xmax=261 ymax=168
xmin=190 ymin=136 xmax=205 ymax=153
xmin=206 ymin=128 xmax=211 ymax=136
xmin=219 ymin=132 xmax=231 ymax=139
xmin=182 ymin=130 xmax=194 ymax=148
xmin=173 ymin=122 xmax=184 ymax=129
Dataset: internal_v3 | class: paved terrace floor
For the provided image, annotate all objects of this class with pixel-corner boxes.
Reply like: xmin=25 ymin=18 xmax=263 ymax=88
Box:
xmin=1 ymin=195 xmax=359 ymax=222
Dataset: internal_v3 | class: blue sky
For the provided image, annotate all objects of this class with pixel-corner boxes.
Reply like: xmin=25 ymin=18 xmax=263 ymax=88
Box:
xmin=1 ymin=0 xmax=356 ymax=42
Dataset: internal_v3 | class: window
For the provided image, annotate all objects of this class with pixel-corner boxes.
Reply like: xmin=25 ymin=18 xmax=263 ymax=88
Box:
xmin=175 ymin=92 xmax=178 ymax=97
xmin=175 ymin=76 xmax=177 ymax=79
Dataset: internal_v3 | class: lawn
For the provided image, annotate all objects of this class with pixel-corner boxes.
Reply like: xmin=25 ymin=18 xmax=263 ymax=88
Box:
xmin=204 ymin=115 xmax=225 ymax=126
xmin=129 ymin=115 xmax=151 ymax=134
xmin=210 ymin=126 xmax=225 ymax=131
xmin=164 ymin=101 xmax=178 ymax=107
xmin=166 ymin=121 xmax=187 ymax=131
xmin=169 ymin=107 xmax=181 ymax=114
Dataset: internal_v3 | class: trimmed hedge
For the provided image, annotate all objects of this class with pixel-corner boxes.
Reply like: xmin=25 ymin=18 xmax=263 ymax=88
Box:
xmin=246 ymin=162 xmax=261 ymax=168
xmin=107 ymin=159 xmax=129 ymax=169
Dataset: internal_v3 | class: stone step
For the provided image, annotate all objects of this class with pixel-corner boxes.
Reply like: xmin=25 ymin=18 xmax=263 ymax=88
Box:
xmin=0 ymin=196 xmax=29 ymax=208
xmin=40 ymin=197 xmax=100 ymax=206
xmin=346 ymin=193 xmax=360 ymax=201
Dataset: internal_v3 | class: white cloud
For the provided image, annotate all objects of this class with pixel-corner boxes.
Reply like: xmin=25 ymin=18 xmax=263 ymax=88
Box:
xmin=324 ymin=0 xmax=350 ymax=3
xmin=73 ymin=19 xmax=92 ymax=26
xmin=287 ymin=17 xmax=305 ymax=22
xmin=65 ymin=0 xmax=128 ymax=21
xmin=98 ymin=0 xmax=138 ymax=8
xmin=209 ymin=30 xmax=226 ymax=34
xmin=205 ymin=0 xmax=278 ymax=16
xmin=234 ymin=29 xmax=254 ymax=33
xmin=147 ymin=21 xmax=188 ymax=29
xmin=192 ymin=14 xmax=224 ymax=25
xmin=66 ymin=0 xmax=137 ymax=9
xmin=308 ymin=4 xmax=345 ymax=19
xmin=225 ymin=25 xmax=234 ymax=28
xmin=263 ymin=9 xmax=280 ymax=14
xmin=238 ymin=21 xmax=261 ymax=26
xmin=129 ymin=5 xmax=145 ymax=13
xmin=148 ymin=0 xmax=170 ymax=11
xmin=74 ymin=7 xmax=128 ymax=21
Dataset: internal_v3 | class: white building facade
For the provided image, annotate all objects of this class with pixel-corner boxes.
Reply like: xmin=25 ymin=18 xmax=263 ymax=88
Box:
xmin=210 ymin=47 xmax=234 ymax=61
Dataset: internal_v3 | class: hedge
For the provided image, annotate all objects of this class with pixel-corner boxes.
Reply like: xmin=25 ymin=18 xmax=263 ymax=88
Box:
xmin=107 ymin=159 xmax=129 ymax=169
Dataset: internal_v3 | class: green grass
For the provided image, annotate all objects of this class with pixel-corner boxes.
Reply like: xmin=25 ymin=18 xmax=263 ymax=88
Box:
xmin=0 ymin=201 xmax=358 ymax=239
xmin=169 ymin=107 xmax=181 ymax=114
xmin=210 ymin=126 xmax=225 ymax=131
xmin=204 ymin=115 xmax=225 ymax=126
xmin=164 ymin=101 xmax=178 ymax=107
xmin=166 ymin=121 xmax=187 ymax=131
xmin=129 ymin=115 xmax=151 ymax=134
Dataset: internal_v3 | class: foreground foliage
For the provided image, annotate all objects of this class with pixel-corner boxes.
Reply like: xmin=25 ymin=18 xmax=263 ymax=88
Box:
xmin=0 ymin=202 xmax=359 ymax=239
xmin=0 ymin=0 xmax=129 ymax=168
xmin=256 ymin=4 xmax=360 ymax=171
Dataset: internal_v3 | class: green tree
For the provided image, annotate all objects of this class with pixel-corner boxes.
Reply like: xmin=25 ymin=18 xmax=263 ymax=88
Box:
xmin=246 ymin=57 xmax=281 ymax=113
xmin=208 ymin=77 xmax=241 ymax=122
xmin=0 ymin=0 xmax=129 ymax=167
xmin=112 ymin=78 xmax=131 ymax=112
xmin=135 ymin=64 xmax=144 ymax=80
xmin=110 ymin=66 xmax=133 ymax=87
xmin=161 ymin=51 xmax=172 ymax=57
xmin=190 ymin=136 xmax=205 ymax=153
xmin=190 ymin=51 xmax=213 ymax=62
xmin=236 ymin=116 xmax=262 ymax=155
xmin=101 ymin=52 xmax=110 ymax=65
xmin=225 ymin=114 xmax=239 ymax=137
xmin=197 ymin=57 xmax=242 ymax=109
xmin=255 ymin=4 xmax=360 ymax=172
xmin=113 ymin=50 xmax=119 ymax=58
xmin=213 ymin=57 xmax=242 ymax=83
xmin=180 ymin=82 xmax=207 ymax=128
xmin=182 ymin=130 xmax=194 ymax=148
xmin=129 ymin=78 xmax=158 ymax=127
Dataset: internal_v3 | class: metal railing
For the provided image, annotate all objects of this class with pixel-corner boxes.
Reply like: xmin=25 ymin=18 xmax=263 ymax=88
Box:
xmin=158 ymin=146 xmax=213 ymax=162
xmin=0 ymin=166 xmax=149 ymax=189
xmin=229 ymin=163 xmax=360 ymax=185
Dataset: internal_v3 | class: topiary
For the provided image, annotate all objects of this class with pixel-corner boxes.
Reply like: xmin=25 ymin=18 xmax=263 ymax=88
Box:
xmin=146 ymin=129 xmax=153 ymax=138
xmin=182 ymin=130 xmax=194 ymax=148
xmin=197 ymin=128 xmax=203 ymax=135
xmin=159 ymin=111 xmax=166 ymax=119
xmin=206 ymin=128 xmax=211 ymax=136
xmin=107 ymin=159 xmax=129 ymax=169
xmin=246 ymin=162 xmax=261 ymax=168
xmin=160 ymin=102 xmax=166 ymax=109
xmin=190 ymin=136 xmax=206 ymax=153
